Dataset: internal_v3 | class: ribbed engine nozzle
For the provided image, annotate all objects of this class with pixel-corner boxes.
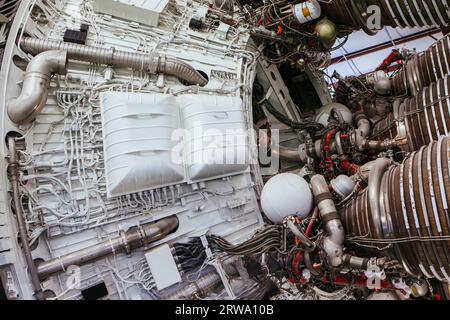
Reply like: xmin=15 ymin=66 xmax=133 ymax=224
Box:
xmin=372 ymin=74 xmax=450 ymax=152
xmin=392 ymin=34 xmax=450 ymax=96
xmin=322 ymin=0 xmax=450 ymax=35
xmin=341 ymin=137 xmax=450 ymax=281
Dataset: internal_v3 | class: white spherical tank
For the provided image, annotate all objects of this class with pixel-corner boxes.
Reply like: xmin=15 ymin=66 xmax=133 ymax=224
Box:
xmin=261 ymin=173 xmax=313 ymax=223
xmin=315 ymin=103 xmax=353 ymax=127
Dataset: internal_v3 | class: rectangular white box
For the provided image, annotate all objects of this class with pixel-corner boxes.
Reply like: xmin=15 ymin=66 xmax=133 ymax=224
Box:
xmin=145 ymin=244 xmax=181 ymax=290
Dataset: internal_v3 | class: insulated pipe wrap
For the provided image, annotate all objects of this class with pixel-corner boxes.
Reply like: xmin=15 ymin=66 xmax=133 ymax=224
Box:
xmin=341 ymin=137 xmax=450 ymax=281
xmin=311 ymin=175 xmax=345 ymax=267
xmin=19 ymin=37 xmax=208 ymax=86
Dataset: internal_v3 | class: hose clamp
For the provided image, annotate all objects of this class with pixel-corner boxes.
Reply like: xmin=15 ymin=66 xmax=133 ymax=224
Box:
xmin=137 ymin=224 xmax=149 ymax=250
xmin=120 ymin=230 xmax=131 ymax=255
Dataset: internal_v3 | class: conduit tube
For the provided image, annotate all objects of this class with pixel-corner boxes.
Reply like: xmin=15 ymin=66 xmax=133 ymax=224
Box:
xmin=271 ymin=145 xmax=302 ymax=162
xmin=19 ymin=37 xmax=208 ymax=86
xmin=163 ymin=269 xmax=221 ymax=299
xmin=37 ymin=216 xmax=179 ymax=279
xmin=7 ymin=50 xmax=67 ymax=124
xmin=311 ymin=174 xmax=377 ymax=269
xmin=310 ymin=174 xmax=345 ymax=267
xmin=342 ymin=136 xmax=450 ymax=281
xmin=8 ymin=137 xmax=44 ymax=299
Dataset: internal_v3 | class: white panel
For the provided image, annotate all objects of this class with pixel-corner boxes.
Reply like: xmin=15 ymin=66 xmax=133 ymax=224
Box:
xmin=145 ymin=244 xmax=182 ymax=290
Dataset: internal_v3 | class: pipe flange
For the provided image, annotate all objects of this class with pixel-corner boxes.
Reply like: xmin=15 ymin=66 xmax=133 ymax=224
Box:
xmin=137 ymin=225 xmax=149 ymax=250
xmin=120 ymin=230 xmax=131 ymax=255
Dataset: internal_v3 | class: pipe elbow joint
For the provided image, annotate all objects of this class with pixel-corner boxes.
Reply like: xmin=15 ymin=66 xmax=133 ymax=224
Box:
xmin=7 ymin=50 xmax=68 ymax=124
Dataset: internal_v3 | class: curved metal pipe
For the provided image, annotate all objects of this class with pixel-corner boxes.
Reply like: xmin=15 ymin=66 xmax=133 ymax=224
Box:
xmin=163 ymin=269 xmax=221 ymax=299
xmin=36 ymin=216 xmax=179 ymax=279
xmin=310 ymin=174 xmax=345 ymax=267
xmin=271 ymin=144 xmax=302 ymax=162
xmin=19 ymin=37 xmax=208 ymax=86
xmin=353 ymin=112 xmax=371 ymax=151
xmin=367 ymin=158 xmax=392 ymax=240
xmin=7 ymin=50 xmax=67 ymax=124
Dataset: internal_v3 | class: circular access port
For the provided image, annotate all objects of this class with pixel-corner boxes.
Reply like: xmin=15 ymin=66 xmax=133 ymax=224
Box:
xmin=180 ymin=70 xmax=209 ymax=87
xmin=197 ymin=70 xmax=209 ymax=87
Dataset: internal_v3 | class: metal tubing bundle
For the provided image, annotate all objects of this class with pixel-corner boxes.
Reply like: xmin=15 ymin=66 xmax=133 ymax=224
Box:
xmin=207 ymin=225 xmax=283 ymax=255
xmin=19 ymin=37 xmax=208 ymax=86
xmin=341 ymin=137 xmax=450 ymax=281
xmin=371 ymin=74 xmax=450 ymax=152
xmin=322 ymin=0 xmax=450 ymax=35
xmin=392 ymin=34 xmax=450 ymax=95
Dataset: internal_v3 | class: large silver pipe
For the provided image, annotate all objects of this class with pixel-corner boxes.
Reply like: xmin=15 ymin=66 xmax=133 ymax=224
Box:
xmin=19 ymin=37 xmax=208 ymax=86
xmin=163 ymin=269 xmax=221 ymax=299
xmin=310 ymin=174 xmax=345 ymax=267
xmin=7 ymin=50 xmax=67 ymax=124
xmin=353 ymin=112 xmax=371 ymax=151
xmin=310 ymin=174 xmax=377 ymax=269
xmin=8 ymin=137 xmax=44 ymax=299
xmin=271 ymin=145 xmax=302 ymax=162
xmin=367 ymin=158 xmax=392 ymax=240
xmin=37 ymin=216 xmax=179 ymax=279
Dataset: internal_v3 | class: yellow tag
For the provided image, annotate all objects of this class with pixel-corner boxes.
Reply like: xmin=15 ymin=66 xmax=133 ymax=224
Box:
xmin=302 ymin=7 xmax=311 ymax=17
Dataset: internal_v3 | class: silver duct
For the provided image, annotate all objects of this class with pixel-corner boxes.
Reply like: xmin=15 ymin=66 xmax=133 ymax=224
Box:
xmin=8 ymin=137 xmax=44 ymax=299
xmin=310 ymin=174 xmax=345 ymax=267
xmin=271 ymin=145 xmax=302 ymax=162
xmin=19 ymin=37 xmax=208 ymax=86
xmin=163 ymin=269 xmax=221 ymax=299
xmin=37 ymin=216 xmax=179 ymax=279
xmin=392 ymin=33 xmax=450 ymax=96
xmin=7 ymin=50 xmax=67 ymax=124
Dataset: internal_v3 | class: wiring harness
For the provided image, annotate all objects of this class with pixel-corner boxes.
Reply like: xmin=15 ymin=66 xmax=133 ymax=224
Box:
xmin=207 ymin=225 xmax=284 ymax=256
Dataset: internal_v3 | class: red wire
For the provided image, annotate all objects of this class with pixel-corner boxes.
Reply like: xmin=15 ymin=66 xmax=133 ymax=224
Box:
xmin=305 ymin=207 xmax=319 ymax=237
xmin=292 ymin=207 xmax=319 ymax=277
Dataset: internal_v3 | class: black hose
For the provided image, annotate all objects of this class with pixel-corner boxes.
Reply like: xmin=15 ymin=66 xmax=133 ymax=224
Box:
xmin=263 ymin=100 xmax=324 ymax=133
